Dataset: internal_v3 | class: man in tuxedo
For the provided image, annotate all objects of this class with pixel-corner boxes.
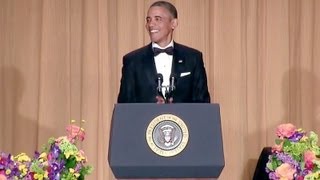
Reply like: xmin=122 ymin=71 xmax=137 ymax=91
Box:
xmin=117 ymin=1 xmax=210 ymax=103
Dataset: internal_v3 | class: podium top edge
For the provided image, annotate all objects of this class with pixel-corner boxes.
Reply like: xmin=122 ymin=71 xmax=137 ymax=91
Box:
xmin=114 ymin=103 xmax=220 ymax=105
xmin=113 ymin=103 xmax=220 ymax=108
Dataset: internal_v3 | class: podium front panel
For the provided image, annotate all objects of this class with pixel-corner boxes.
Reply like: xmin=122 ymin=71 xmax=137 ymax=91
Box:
xmin=108 ymin=103 xmax=224 ymax=178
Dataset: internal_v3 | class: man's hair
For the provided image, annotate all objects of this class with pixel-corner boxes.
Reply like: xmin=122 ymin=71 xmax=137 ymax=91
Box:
xmin=150 ymin=1 xmax=178 ymax=19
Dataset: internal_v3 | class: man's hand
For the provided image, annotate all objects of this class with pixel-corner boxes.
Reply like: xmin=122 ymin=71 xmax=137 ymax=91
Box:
xmin=156 ymin=96 xmax=173 ymax=104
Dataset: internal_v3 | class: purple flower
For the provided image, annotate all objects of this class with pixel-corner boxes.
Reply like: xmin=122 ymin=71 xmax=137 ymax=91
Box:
xmin=288 ymin=132 xmax=304 ymax=142
xmin=301 ymin=169 xmax=311 ymax=177
xmin=50 ymin=144 xmax=61 ymax=159
xmin=52 ymin=172 xmax=61 ymax=180
xmin=74 ymin=163 xmax=82 ymax=172
xmin=33 ymin=151 xmax=40 ymax=159
xmin=276 ymin=152 xmax=300 ymax=168
xmin=0 ymin=153 xmax=21 ymax=178
xmin=48 ymin=161 xmax=65 ymax=179
xmin=269 ymin=172 xmax=279 ymax=180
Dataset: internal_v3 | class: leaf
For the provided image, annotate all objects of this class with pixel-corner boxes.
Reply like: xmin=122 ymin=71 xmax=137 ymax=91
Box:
xmin=80 ymin=166 xmax=94 ymax=177
xmin=65 ymin=156 xmax=77 ymax=168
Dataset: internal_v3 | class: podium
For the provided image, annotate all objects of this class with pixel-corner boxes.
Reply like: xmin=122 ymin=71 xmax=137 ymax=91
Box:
xmin=108 ymin=103 xmax=224 ymax=179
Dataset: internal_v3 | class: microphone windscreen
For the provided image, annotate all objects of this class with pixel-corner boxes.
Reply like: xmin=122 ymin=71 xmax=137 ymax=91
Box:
xmin=156 ymin=73 xmax=163 ymax=83
xmin=170 ymin=73 xmax=177 ymax=82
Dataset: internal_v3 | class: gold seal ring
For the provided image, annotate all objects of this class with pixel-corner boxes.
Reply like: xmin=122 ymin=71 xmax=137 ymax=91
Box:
xmin=146 ymin=114 xmax=189 ymax=157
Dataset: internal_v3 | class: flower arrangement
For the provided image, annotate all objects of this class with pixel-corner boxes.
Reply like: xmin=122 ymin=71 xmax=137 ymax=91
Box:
xmin=266 ymin=123 xmax=320 ymax=180
xmin=0 ymin=120 xmax=93 ymax=180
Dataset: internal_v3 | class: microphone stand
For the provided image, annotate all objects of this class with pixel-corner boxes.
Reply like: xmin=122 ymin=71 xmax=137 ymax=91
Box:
xmin=165 ymin=75 xmax=176 ymax=103
xmin=156 ymin=73 xmax=176 ymax=104
xmin=165 ymin=88 xmax=171 ymax=104
xmin=156 ymin=74 xmax=165 ymax=99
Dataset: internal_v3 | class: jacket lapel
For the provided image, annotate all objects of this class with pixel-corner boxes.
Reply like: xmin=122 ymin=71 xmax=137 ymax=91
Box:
xmin=172 ymin=42 xmax=184 ymax=78
xmin=143 ymin=43 xmax=158 ymax=87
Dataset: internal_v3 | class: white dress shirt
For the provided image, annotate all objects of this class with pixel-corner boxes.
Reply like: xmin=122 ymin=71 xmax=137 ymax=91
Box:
xmin=152 ymin=41 xmax=174 ymax=98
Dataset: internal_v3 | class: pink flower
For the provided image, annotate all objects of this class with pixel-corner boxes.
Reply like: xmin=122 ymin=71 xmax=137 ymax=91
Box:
xmin=0 ymin=174 xmax=7 ymax=180
xmin=275 ymin=163 xmax=296 ymax=180
xmin=295 ymin=176 xmax=304 ymax=180
xmin=304 ymin=150 xmax=316 ymax=162
xmin=304 ymin=150 xmax=316 ymax=169
xmin=276 ymin=123 xmax=296 ymax=138
xmin=66 ymin=125 xmax=85 ymax=142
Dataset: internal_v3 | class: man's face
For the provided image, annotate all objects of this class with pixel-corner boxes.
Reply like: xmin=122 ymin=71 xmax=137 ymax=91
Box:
xmin=145 ymin=6 xmax=177 ymax=47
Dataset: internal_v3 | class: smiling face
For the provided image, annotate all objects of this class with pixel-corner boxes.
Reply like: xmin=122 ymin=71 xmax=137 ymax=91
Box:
xmin=145 ymin=6 xmax=178 ymax=47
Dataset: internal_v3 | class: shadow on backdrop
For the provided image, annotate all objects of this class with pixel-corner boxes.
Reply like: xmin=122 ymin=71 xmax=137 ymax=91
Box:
xmin=0 ymin=66 xmax=52 ymax=155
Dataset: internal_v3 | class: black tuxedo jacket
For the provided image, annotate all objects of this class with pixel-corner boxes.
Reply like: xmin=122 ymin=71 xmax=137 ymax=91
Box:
xmin=117 ymin=42 xmax=210 ymax=103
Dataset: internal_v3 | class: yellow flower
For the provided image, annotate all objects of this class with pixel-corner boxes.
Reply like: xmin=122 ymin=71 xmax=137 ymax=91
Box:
xmin=75 ymin=156 xmax=81 ymax=161
xmin=5 ymin=169 xmax=11 ymax=175
xmin=18 ymin=164 xmax=25 ymax=170
xmin=64 ymin=151 xmax=71 ymax=158
xmin=34 ymin=173 xmax=45 ymax=180
xmin=75 ymin=153 xmax=85 ymax=161
xmin=15 ymin=153 xmax=31 ymax=162
xmin=38 ymin=152 xmax=47 ymax=163
xmin=39 ymin=152 xmax=47 ymax=159
xmin=74 ymin=173 xmax=80 ymax=178
xmin=44 ymin=171 xmax=48 ymax=178
xmin=69 ymin=168 xmax=75 ymax=173
xmin=18 ymin=164 xmax=28 ymax=175
xmin=43 ymin=161 xmax=49 ymax=166
xmin=64 ymin=150 xmax=75 ymax=159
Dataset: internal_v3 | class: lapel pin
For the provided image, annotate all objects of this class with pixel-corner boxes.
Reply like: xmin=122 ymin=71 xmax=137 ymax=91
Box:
xmin=178 ymin=59 xmax=183 ymax=63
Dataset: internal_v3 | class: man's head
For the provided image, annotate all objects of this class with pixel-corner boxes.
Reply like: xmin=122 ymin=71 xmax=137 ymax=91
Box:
xmin=145 ymin=1 xmax=178 ymax=47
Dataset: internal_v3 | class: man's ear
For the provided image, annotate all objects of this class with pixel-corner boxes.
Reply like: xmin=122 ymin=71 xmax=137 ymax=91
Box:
xmin=171 ymin=19 xmax=178 ymax=30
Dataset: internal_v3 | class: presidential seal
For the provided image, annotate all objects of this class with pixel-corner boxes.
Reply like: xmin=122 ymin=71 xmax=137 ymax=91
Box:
xmin=146 ymin=114 xmax=189 ymax=157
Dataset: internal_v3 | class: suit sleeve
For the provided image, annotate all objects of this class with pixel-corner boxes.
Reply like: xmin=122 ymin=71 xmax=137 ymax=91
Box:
xmin=117 ymin=56 xmax=136 ymax=103
xmin=192 ymin=52 xmax=211 ymax=103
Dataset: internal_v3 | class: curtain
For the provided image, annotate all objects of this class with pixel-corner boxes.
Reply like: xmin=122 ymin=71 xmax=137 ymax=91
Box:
xmin=1 ymin=0 xmax=319 ymax=179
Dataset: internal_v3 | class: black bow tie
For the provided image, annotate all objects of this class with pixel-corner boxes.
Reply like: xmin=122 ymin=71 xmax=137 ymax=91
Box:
xmin=153 ymin=47 xmax=174 ymax=56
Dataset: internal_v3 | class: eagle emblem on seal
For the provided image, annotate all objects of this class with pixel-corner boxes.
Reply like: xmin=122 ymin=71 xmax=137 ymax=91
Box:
xmin=146 ymin=114 xmax=189 ymax=157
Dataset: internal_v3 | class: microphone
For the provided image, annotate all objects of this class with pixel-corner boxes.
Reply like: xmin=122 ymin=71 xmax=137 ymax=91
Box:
xmin=166 ymin=74 xmax=177 ymax=103
xmin=169 ymin=74 xmax=177 ymax=92
xmin=156 ymin=73 xmax=164 ymax=97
